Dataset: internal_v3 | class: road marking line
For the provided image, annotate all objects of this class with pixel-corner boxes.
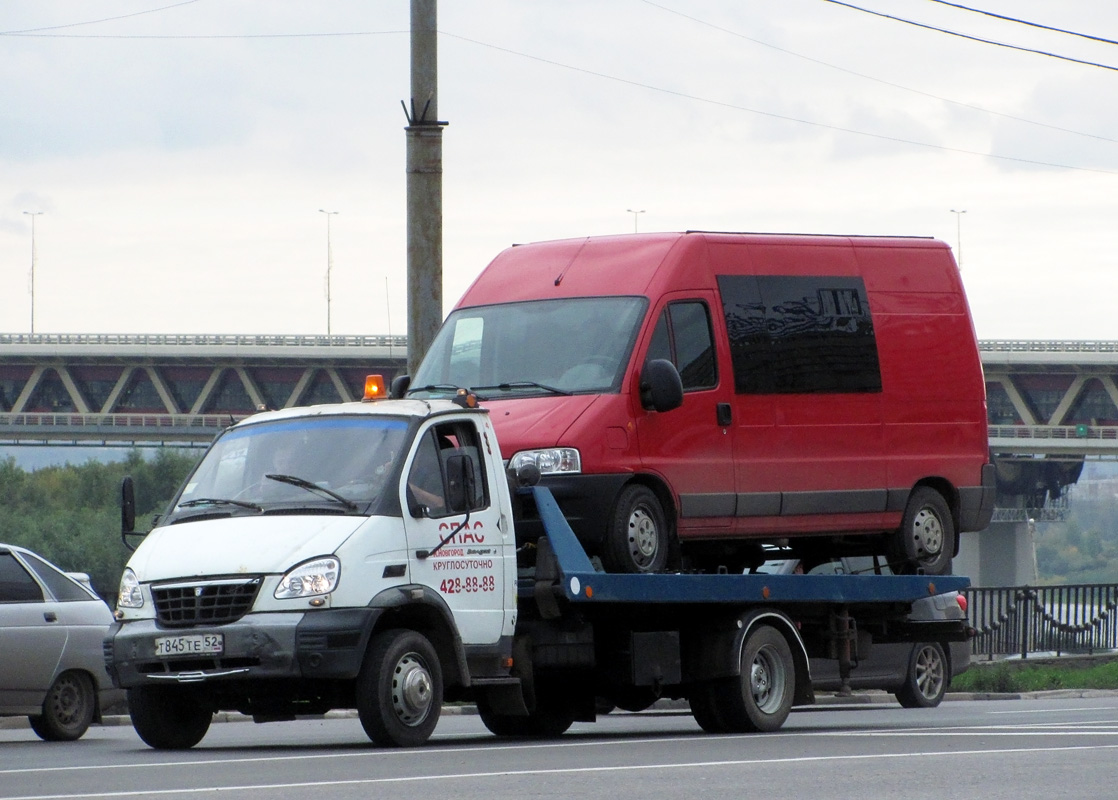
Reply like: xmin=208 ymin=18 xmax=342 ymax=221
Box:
xmin=6 ymin=744 xmax=1118 ymax=800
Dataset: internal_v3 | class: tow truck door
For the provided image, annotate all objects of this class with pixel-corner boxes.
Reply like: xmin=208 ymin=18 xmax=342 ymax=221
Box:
xmin=401 ymin=417 xmax=511 ymax=645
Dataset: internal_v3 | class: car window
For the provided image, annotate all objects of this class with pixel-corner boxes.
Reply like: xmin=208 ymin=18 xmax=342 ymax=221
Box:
xmin=0 ymin=552 xmax=45 ymax=602
xmin=22 ymin=552 xmax=97 ymax=602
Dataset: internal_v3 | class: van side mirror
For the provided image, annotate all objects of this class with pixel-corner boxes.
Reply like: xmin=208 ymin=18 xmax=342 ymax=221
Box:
xmin=640 ymin=359 xmax=684 ymax=412
xmin=444 ymin=453 xmax=477 ymax=514
xmin=390 ymin=375 xmax=411 ymax=399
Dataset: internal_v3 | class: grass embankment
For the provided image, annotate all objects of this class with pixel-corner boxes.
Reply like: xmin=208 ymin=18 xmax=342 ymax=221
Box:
xmin=952 ymin=659 xmax=1118 ymax=693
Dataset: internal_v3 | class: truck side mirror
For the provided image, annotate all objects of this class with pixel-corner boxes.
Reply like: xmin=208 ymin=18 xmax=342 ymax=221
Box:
xmin=444 ymin=453 xmax=477 ymax=514
xmin=640 ymin=359 xmax=684 ymax=412
xmin=390 ymin=375 xmax=411 ymax=399
xmin=121 ymin=476 xmax=136 ymax=534
xmin=120 ymin=476 xmax=138 ymax=551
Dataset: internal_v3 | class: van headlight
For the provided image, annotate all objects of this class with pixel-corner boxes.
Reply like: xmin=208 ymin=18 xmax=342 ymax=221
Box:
xmin=275 ymin=557 xmax=340 ymax=599
xmin=117 ymin=568 xmax=144 ymax=609
xmin=509 ymin=448 xmax=581 ymax=475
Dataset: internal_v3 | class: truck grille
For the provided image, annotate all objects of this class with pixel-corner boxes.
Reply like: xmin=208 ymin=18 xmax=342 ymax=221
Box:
xmin=152 ymin=578 xmax=262 ymax=628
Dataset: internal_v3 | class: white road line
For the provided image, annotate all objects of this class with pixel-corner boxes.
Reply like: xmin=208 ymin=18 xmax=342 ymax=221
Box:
xmin=6 ymin=744 xmax=1118 ymax=800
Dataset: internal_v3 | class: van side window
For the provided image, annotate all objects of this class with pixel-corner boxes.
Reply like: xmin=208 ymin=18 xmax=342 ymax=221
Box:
xmin=646 ymin=301 xmax=717 ymax=392
xmin=717 ymin=275 xmax=882 ymax=395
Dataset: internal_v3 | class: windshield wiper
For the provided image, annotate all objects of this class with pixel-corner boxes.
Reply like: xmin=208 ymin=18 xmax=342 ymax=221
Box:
xmin=406 ymin=383 xmax=465 ymax=396
xmin=178 ymin=497 xmax=262 ymax=512
xmin=265 ymin=474 xmax=358 ymax=510
xmin=470 ymin=381 xmax=572 ymax=397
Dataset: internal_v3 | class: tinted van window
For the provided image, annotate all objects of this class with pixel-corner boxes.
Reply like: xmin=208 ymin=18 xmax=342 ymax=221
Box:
xmin=718 ymin=275 xmax=882 ymax=395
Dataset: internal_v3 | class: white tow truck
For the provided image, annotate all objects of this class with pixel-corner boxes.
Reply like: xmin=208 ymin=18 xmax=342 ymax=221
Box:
xmin=105 ymin=379 xmax=971 ymax=749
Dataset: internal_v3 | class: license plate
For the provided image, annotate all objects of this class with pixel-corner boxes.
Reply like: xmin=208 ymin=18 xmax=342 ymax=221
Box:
xmin=154 ymin=633 xmax=224 ymax=657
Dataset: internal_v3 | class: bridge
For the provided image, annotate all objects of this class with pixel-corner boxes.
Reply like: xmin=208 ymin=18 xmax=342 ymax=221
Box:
xmin=0 ymin=333 xmax=407 ymax=447
xmin=4 ymin=334 xmax=1118 ymax=452
xmin=3 ymin=334 xmax=1115 ymax=588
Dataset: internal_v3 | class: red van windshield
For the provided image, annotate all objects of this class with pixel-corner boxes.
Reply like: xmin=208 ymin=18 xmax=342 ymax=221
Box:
xmin=411 ymin=297 xmax=648 ymax=398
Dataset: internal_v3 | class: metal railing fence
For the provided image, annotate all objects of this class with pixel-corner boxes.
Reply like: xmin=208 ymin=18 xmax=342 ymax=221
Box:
xmin=964 ymin=583 xmax=1118 ymax=659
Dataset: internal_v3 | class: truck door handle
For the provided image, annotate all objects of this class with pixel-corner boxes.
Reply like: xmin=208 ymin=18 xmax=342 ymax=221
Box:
xmin=716 ymin=403 xmax=732 ymax=427
xmin=43 ymin=611 xmax=58 ymax=623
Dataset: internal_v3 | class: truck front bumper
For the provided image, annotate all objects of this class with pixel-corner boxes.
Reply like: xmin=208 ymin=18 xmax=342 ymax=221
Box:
xmin=106 ymin=608 xmax=383 ymax=688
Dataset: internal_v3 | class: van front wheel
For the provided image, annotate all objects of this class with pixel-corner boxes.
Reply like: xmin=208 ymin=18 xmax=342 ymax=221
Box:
xmin=894 ymin=488 xmax=955 ymax=575
xmin=603 ymin=485 xmax=670 ymax=573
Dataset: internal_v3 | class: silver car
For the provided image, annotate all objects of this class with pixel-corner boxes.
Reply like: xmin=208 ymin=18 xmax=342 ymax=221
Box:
xmin=0 ymin=544 xmax=120 ymax=740
xmin=756 ymin=556 xmax=971 ymax=707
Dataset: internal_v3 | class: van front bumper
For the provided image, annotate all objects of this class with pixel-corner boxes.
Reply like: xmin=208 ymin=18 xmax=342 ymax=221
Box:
xmin=105 ymin=608 xmax=383 ymax=688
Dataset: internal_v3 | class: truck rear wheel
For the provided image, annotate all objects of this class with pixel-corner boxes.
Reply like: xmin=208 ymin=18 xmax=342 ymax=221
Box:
xmin=603 ymin=484 xmax=670 ymax=573
xmin=689 ymin=680 xmax=731 ymax=733
xmin=712 ymin=624 xmax=795 ymax=733
xmin=894 ymin=488 xmax=954 ymax=575
xmin=128 ymin=685 xmax=212 ymax=750
xmin=357 ymin=629 xmax=443 ymax=747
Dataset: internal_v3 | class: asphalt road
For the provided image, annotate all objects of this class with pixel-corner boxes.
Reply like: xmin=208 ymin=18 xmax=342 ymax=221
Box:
xmin=2 ymin=696 xmax=1117 ymax=800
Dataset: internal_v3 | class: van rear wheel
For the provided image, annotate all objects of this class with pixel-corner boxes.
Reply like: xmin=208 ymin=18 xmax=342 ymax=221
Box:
xmin=893 ymin=488 xmax=954 ymax=575
xmin=603 ymin=485 xmax=670 ymax=573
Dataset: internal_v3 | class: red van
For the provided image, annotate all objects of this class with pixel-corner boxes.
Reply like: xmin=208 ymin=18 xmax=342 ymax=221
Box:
xmin=405 ymin=232 xmax=995 ymax=575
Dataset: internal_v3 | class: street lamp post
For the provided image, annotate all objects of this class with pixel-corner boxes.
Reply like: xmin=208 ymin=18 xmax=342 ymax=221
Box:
xmin=950 ymin=209 xmax=966 ymax=269
xmin=318 ymin=209 xmax=338 ymax=335
xmin=626 ymin=208 xmax=645 ymax=233
xmin=22 ymin=211 xmax=43 ymax=334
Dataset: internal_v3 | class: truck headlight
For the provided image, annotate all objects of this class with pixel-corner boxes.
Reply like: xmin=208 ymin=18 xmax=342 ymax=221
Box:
xmin=275 ymin=557 xmax=340 ymax=599
xmin=508 ymin=448 xmax=581 ymax=475
xmin=117 ymin=568 xmax=144 ymax=609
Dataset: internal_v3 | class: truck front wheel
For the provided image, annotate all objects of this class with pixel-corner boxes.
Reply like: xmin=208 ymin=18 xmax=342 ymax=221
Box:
xmin=357 ymin=629 xmax=443 ymax=747
xmin=128 ymin=685 xmax=212 ymax=750
xmin=603 ymin=485 xmax=670 ymax=573
xmin=711 ymin=624 xmax=795 ymax=733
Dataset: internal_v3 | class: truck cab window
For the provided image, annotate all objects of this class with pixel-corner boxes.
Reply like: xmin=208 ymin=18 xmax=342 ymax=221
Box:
xmin=407 ymin=422 xmax=490 ymax=518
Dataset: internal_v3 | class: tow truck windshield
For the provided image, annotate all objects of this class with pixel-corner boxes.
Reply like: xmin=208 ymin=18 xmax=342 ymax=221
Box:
xmin=167 ymin=416 xmax=409 ymax=522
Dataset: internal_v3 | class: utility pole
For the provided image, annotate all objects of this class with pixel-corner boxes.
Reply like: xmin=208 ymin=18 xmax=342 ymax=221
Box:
xmin=319 ymin=209 xmax=338 ymax=335
xmin=403 ymin=0 xmax=447 ymax=377
xmin=950 ymin=209 xmax=966 ymax=269
xmin=23 ymin=211 xmax=43 ymax=334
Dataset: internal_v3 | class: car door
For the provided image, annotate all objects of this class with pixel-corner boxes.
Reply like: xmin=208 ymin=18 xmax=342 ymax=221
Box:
xmin=0 ymin=550 xmax=66 ymax=713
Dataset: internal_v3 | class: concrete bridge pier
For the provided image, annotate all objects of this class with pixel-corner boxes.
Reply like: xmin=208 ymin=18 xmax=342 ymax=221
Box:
xmin=956 ymin=519 xmax=1038 ymax=588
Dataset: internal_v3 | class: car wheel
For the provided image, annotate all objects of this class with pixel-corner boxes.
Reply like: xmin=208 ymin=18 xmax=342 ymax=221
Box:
xmin=28 ymin=671 xmax=96 ymax=742
xmin=895 ymin=642 xmax=949 ymax=708
xmin=893 ymin=488 xmax=954 ymax=575
xmin=602 ymin=484 xmax=670 ymax=573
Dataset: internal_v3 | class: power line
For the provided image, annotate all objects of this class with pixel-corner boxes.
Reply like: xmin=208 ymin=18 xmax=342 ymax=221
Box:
xmin=441 ymin=31 xmax=1118 ymax=176
xmin=641 ymin=0 xmax=1118 ymax=145
xmin=924 ymin=0 xmax=1118 ymax=47
xmin=2 ymin=1 xmax=201 ymax=36
xmin=822 ymin=0 xmax=1118 ymax=72
xmin=5 ymin=10 xmax=1116 ymax=174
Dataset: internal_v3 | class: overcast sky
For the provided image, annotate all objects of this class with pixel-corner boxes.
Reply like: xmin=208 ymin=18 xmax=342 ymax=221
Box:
xmin=2 ymin=0 xmax=1117 ymax=342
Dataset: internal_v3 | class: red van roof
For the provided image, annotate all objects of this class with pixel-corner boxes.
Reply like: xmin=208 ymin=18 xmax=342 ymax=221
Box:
xmin=456 ymin=232 xmax=954 ymax=309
